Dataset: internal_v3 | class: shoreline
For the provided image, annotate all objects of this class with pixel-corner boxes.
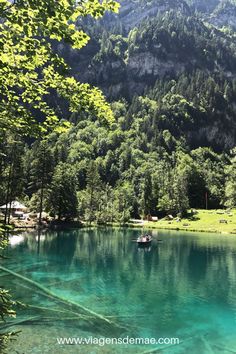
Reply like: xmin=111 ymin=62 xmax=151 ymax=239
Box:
xmin=126 ymin=223 xmax=236 ymax=235
xmin=10 ymin=209 xmax=236 ymax=235
xmin=13 ymin=222 xmax=236 ymax=236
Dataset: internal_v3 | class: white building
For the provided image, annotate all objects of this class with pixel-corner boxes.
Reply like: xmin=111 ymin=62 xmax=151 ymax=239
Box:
xmin=0 ymin=201 xmax=28 ymax=217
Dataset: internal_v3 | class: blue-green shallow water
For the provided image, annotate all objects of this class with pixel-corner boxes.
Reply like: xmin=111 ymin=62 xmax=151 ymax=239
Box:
xmin=1 ymin=228 xmax=236 ymax=353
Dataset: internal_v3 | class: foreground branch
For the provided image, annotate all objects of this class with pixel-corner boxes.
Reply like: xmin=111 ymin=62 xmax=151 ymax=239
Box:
xmin=0 ymin=265 xmax=128 ymax=335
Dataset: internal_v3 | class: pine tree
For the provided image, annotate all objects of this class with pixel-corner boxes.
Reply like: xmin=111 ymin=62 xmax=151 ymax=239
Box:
xmin=48 ymin=163 xmax=78 ymax=220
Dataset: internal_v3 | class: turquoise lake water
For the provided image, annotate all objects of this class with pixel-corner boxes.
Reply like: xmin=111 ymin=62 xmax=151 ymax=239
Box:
xmin=1 ymin=228 xmax=236 ymax=353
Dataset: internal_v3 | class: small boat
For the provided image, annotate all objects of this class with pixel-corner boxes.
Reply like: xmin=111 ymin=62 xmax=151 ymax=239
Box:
xmin=137 ymin=235 xmax=152 ymax=245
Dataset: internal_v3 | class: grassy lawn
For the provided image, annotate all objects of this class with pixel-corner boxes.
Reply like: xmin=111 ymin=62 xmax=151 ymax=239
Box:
xmin=129 ymin=209 xmax=236 ymax=234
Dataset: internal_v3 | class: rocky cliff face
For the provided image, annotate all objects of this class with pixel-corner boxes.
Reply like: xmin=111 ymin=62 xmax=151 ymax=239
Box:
xmin=186 ymin=0 xmax=220 ymax=12
xmin=114 ymin=0 xmax=190 ymax=29
xmin=110 ymin=0 xmax=236 ymax=30
xmin=209 ymin=1 xmax=236 ymax=30
xmin=105 ymin=0 xmax=230 ymax=29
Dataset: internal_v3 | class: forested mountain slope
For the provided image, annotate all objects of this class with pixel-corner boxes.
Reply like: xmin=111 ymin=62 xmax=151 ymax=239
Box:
xmin=2 ymin=0 xmax=236 ymax=221
xmin=53 ymin=2 xmax=236 ymax=150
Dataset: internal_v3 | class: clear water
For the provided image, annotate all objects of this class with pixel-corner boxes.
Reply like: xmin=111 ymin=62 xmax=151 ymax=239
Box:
xmin=1 ymin=228 xmax=236 ymax=353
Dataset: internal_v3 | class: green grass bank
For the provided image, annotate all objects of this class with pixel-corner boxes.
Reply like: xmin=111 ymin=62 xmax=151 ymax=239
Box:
xmin=128 ymin=209 xmax=236 ymax=234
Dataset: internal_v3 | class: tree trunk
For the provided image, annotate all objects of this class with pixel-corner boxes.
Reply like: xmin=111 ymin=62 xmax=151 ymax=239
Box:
xmin=4 ymin=150 xmax=14 ymax=225
xmin=38 ymin=146 xmax=46 ymax=226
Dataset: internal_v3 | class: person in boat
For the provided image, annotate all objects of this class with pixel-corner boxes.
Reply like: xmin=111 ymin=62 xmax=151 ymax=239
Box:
xmin=146 ymin=235 xmax=150 ymax=241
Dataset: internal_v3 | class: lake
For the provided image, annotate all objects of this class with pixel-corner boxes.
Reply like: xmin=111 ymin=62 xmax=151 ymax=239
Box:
xmin=1 ymin=228 xmax=236 ymax=353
